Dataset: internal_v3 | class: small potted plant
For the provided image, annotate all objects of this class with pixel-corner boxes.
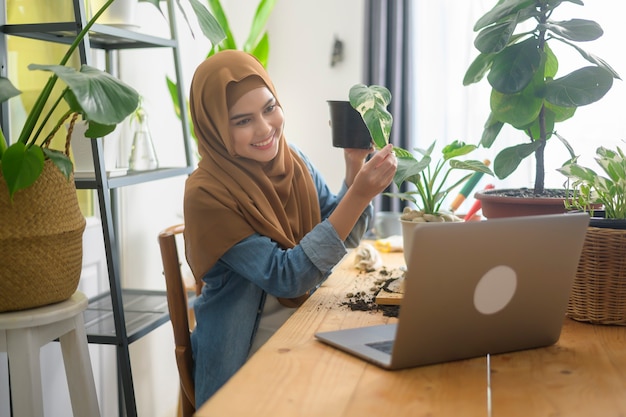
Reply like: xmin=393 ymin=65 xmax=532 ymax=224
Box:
xmin=463 ymin=0 xmax=620 ymax=218
xmin=558 ymin=145 xmax=626 ymax=325
xmin=0 ymin=0 xmax=226 ymax=313
xmin=349 ymin=84 xmax=493 ymax=261
xmin=349 ymin=84 xmax=492 ymax=221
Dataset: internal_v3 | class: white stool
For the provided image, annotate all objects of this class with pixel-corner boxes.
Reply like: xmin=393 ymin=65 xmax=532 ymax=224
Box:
xmin=0 ymin=291 xmax=100 ymax=417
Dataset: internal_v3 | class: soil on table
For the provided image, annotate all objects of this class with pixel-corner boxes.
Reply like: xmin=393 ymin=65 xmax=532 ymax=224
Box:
xmin=340 ymin=266 xmax=403 ymax=318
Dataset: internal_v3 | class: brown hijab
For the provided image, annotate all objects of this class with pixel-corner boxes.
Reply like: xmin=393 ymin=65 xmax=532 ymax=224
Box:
xmin=183 ymin=50 xmax=321 ymax=288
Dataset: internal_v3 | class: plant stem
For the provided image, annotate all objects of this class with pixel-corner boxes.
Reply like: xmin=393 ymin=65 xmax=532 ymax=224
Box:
xmin=534 ymin=105 xmax=547 ymax=194
xmin=18 ymin=0 xmax=114 ymax=146
xmin=533 ymin=2 xmax=549 ymax=195
xmin=30 ymin=88 xmax=68 ymax=148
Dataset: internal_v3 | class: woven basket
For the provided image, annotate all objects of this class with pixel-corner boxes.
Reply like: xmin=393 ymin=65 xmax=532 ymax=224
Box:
xmin=567 ymin=226 xmax=626 ymax=325
xmin=0 ymin=160 xmax=86 ymax=312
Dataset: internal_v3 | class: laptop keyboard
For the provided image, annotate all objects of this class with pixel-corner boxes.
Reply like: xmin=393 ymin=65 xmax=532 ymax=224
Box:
xmin=366 ymin=340 xmax=394 ymax=354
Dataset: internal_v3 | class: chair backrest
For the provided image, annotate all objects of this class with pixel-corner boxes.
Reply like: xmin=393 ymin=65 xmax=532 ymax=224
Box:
xmin=158 ymin=224 xmax=195 ymax=417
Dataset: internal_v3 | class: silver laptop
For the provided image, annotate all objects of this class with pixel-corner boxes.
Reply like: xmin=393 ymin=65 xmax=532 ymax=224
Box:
xmin=315 ymin=212 xmax=589 ymax=369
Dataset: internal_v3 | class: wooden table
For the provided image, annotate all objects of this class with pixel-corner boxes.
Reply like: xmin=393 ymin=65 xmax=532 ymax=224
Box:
xmin=196 ymin=250 xmax=626 ymax=417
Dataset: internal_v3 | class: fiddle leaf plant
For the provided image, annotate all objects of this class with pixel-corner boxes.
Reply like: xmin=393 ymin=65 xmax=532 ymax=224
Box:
xmin=558 ymin=146 xmax=626 ymax=219
xmin=463 ymin=0 xmax=620 ymax=195
xmin=0 ymin=0 xmax=140 ymax=200
xmin=348 ymin=84 xmax=493 ymax=219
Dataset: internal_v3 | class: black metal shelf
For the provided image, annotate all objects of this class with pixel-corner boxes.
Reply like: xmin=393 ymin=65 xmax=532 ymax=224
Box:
xmin=1 ymin=22 xmax=176 ymax=50
xmin=85 ymin=289 xmax=170 ymax=345
xmin=1 ymin=2 xmax=194 ymax=415
xmin=85 ymin=288 xmax=196 ymax=345
xmin=75 ymin=166 xmax=194 ymax=189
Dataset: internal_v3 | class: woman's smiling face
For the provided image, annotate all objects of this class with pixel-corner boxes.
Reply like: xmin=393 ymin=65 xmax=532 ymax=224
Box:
xmin=228 ymin=86 xmax=284 ymax=163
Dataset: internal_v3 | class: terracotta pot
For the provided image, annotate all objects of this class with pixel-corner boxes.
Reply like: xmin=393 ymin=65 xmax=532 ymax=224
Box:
xmin=474 ymin=188 xmax=568 ymax=218
xmin=327 ymin=100 xmax=372 ymax=149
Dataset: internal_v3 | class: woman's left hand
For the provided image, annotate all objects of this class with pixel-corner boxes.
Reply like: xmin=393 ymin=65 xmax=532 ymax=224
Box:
xmin=344 ymin=144 xmax=375 ymax=186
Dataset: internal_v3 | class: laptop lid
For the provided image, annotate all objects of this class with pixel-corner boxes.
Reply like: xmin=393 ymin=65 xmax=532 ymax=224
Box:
xmin=315 ymin=212 xmax=590 ymax=370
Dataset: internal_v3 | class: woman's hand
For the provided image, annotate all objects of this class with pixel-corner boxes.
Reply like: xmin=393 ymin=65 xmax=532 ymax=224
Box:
xmin=350 ymin=144 xmax=397 ymax=200
xmin=344 ymin=144 xmax=374 ymax=187
xmin=329 ymin=144 xmax=397 ymax=240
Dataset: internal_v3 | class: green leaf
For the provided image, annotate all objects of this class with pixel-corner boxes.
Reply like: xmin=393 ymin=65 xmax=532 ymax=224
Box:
xmin=206 ymin=0 xmax=237 ymax=50
xmin=473 ymin=0 xmax=534 ymax=31
xmin=29 ymin=64 xmax=140 ymax=125
xmin=557 ymin=162 xmax=598 ymax=183
xmin=463 ymin=53 xmax=493 ymax=85
xmin=488 ymin=37 xmax=542 ymax=94
xmin=544 ymin=43 xmax=558 ymax=79
xmin=554 ymin=37 xmax=621 ymax=79
xmin=441 ymin=141 xmax=477 ymax=160
xmin=490 ymin=87 xmax=543 ymax=129
xmin=394 ymin=154 xmax=429 ymax=189
xmin=84 ymin=120 xmax=116 ymax=138
xmin=545 ymin=100 xmax=576 ymax=123
xmin=0 ymin=77 xmax=22 ymax=102
xmin=1 ymin=142 xmax=44 ymax=198
xmin=480 ymin=115 xmax=503 ymax=148
xmin=474 ymin=17 xmax=518 ymax=54
xmin=450 ymin=159 xmax=494 ymax=175
xmin=348 ymin=84 xmax=393 ymax=149
xmin=494 ymin=141 xmax=540 ymax=179
xmin=188 ymin=0 xmax=227 ymax=45
xmin=521 ymin=107 xmax=555 ymax=141
xmin=248 ymin=32 xmax=270 ymax=67
xmin=42 ymin=148 xmax=73 ymax=180
xmin=243 ymin=0 xmax=276 ymax=52
xmin=543 ymin=19 xmax=603 ymax=42
xmin=544 ymin=66 xmax=614 ymax=107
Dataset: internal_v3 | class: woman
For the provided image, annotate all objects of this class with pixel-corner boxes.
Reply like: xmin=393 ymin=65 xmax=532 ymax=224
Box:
xmin=184 ymin=50 xmax=396 ymax=406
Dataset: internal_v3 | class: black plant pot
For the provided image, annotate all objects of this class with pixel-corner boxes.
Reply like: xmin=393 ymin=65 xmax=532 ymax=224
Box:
xmin=587 ymin=210 xmax=626 ymax=229
xmin=327 ymin=100 xmax=372 ymax=149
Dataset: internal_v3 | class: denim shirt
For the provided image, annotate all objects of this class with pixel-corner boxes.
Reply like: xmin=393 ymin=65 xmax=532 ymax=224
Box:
xmin=191 ymin=148 xmax=372 ymax=407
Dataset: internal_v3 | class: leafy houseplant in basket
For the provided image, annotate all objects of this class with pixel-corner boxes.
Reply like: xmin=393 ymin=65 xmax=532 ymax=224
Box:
xmin=463 ymin=0 xmax=620 ymax=218
xmin=0 ymin=0 xmax=141 ymax=312
xmin=349 ymin=84 xmax=493 ymax=261
xmin=558 ymin=146 xmax=626 ymax=324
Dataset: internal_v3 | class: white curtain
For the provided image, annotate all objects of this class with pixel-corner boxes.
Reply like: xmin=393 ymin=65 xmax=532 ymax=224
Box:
xmin=410 ymin=0 xmax=626 ymax=208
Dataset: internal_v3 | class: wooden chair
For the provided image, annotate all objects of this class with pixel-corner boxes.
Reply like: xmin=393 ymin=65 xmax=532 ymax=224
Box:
xmin=158 ymin=224 xmax=196 ymax=417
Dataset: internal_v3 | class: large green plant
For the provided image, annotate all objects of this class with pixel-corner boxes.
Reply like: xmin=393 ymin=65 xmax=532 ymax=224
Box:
xmin=463 ymin=0 xmax=620 ymax=195
xmin=166 ymin=0 xmax=276 ymax=145
xmin=0 ymin=0 xmax=141 ymax=199
xmin=349 ymin=84 xmax=492 ymax=216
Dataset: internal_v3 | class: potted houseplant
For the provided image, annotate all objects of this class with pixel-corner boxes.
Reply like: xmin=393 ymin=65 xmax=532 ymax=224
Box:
xmin=0 ymin=0 xmax=141 ymax=312
xmin=0 ymin=0 xmax=226 ymax=313
xmin=349 ymin=84 xmax=493 ymax=260
xmin=463 ymin=0 xmax=620 ymax=218
xmin=349 ymin=84 xmax=493 ymax=221
xmin=558 ymin=145 xmax=626 ymax=324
